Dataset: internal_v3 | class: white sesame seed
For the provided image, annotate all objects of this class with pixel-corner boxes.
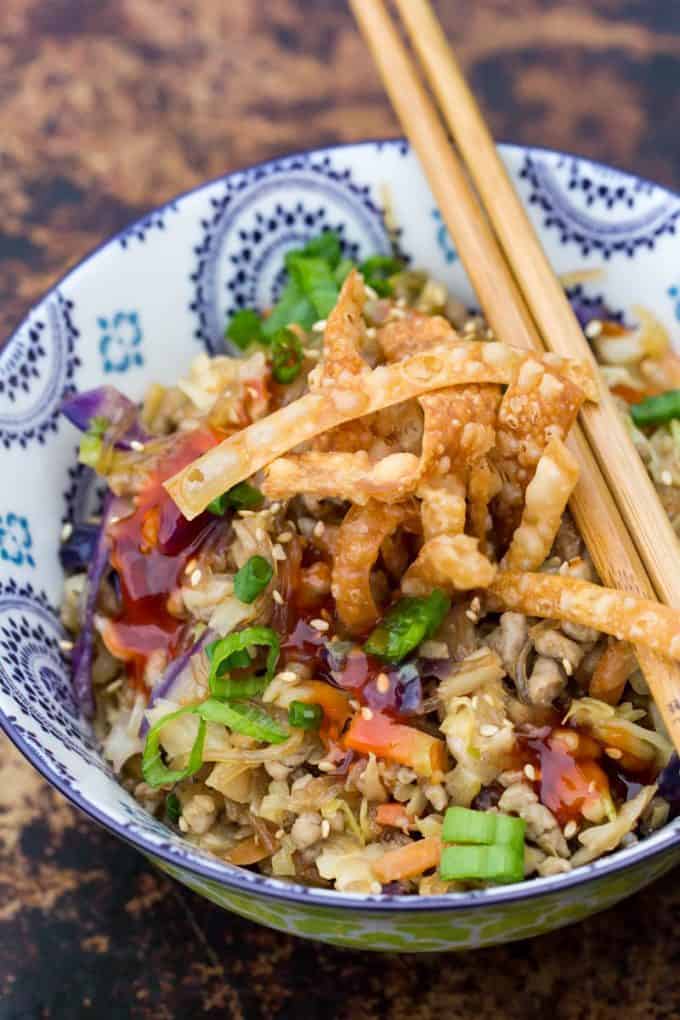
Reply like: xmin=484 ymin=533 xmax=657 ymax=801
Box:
xmin=365 ymin=327 xmax=377 ymax=339
xmin=59 ymin=639 xmax=74 ymax=652
xmin=558 ymin=561 xmax=570 ymax=575
xmin=321 ymin=819 xmax=331 ymax=839
xmin=275 ymin=828 xmax=284 ymax=839
xmin=317 ymin=761 xmax=334 ymax=773
xmin=465 ymin=610 xmax=479 ymax=623
xmin=184 ymin=558 xmax=198 ymax=576
xmin=661 ymin=470 xmax=673 ymax=486
xmin=303 ymin=348 xmax=321 ymax=360
xmin=349 ymin=699 xmax=361 ymax=711
xmin=190 ymin=568 xmax=202 ymax=586
xmin=272 ymin=590 xmax=284 ymax=605
xmin=310 ymin=618 xmax=329 ymax=632
xmin=60 ymin=522 xmax=73 ymax=542
xmin=312 ymin=319 xmax=327 ymax=333
xmin=255 ymin=528 xmax=265 ymax=542
xmin=471 ymin=695 xmax=479 ymax=709
xmin=313 ymin=520 xmax=325 ymax=538
xmin=389 ymin=307 xmax=407 ymax=319
xmin=238 ymin=509 xmax=257 ymax=518
xmin=275 ymin=670 xmax=298 ymax=684
xmin=605 ymin=747 xmax=623 ymax=760
xmin=470 ymin=596 xmax=481 ymax=614
xmin=483 ymin=693 xmax=495 ymax=706
xmin=272 ymin=544 xmax=287 ymax=561
xmin=376 ymin=673 xmax=390 ymax=694
xmin=109 ymin=516 xmax=121 ymax=526
xmin=479 ymin=723 xmax=499 ymax=737
xmin=270 ymin=502 xmax=281 ymax=514
xmin=562 ymin=657 xmax=574 ymax=676
xmin=396 ymin=297 xmax=407 ymax=308
xmin=523 ymin=763 xmax=536 ymax=782
xmin=361 ymin=706 xmax=374 ymax=720
xmin=564 ymin=820 xmax=578 ymax=839
xmin=246 ymin=385 xmax=259 ymax=400
xmin=364 ymin=285 xmax=379 ymax=301
xmin=277 ymin=531 xmax=293 ymax=543
xmin=585 ymin=319 xmax=602 ymax=339
xmin=130 ymin=440 xmax=145 ymax=452
xmin=588 ymin=780 xmax=597 ymax=794
xmin=178 ymin=817 xmax=189 ymax=833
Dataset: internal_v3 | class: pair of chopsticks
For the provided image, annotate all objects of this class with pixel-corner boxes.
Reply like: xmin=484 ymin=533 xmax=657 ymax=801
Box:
xmin=350 ymin=0 xmax=680 ymax=753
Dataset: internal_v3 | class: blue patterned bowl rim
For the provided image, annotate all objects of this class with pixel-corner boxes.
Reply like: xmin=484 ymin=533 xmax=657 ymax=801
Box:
xmin=2 ymin=137 xmax=680 ymax=913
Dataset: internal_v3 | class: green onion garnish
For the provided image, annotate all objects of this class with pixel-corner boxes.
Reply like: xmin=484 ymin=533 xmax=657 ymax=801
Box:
xmin=631 ymin=389 xmax=680 ymax=428
xmin=439 ymin=844 xmax=524 ymax=883
xmin=364 ymin=589 xmax=451 ymax=663
xmin=142 ymin=704 xmax=207 ymax=788
xmin=199 ymin=697 xmax=289 ymax=744
xmin=442 ymin=806 xmax=525 ymax=851
xmin=226 ymin=308 xmax=264 ymax=350
xmin=271 ymin=327 xmax=304 ymax=384
xmin=288 ymin=701 xmax=323 ymax=730
xmin=206 ymin=626 xmax=280 ymax=699
xmin=165 ymin=792 xmax=181 ymax=822
xmin=359 ymin=254 xmax=404 ymax=297
xmin=207 ymin=481 xmax=264 ymax=516
xmin=234 ymin=555 xmax=273 ymax=603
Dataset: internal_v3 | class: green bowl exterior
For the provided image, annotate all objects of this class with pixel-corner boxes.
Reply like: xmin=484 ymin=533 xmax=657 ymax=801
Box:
xmin=151 ymin=843 xmax=680 ymax=951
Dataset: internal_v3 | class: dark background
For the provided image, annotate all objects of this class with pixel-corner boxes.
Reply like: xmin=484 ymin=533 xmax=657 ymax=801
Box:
xmin=2 ymin=2 xmax=680 ymax=1017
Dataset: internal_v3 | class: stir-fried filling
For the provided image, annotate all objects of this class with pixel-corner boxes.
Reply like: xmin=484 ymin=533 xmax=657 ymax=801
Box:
xmin=59 ymin=233 xmax=678 ymax=895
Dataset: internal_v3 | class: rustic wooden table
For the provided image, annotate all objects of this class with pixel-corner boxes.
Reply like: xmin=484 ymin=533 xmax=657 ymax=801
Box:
xmin=2 ymin=2 xmax=680 ymax=1017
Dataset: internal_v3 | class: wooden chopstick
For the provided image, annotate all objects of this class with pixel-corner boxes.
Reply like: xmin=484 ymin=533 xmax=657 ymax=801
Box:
xmin=349 ymin=0 xmax=680 ymax=752
xmin=395 ymin=0 xmax=680 ymax=613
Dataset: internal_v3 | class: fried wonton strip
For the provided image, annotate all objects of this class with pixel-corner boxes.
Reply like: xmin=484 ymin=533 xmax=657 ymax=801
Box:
xmin=313 ymin=269 xmax=369 ymax=386
xmin=589 ymin=640 xmax=637 ymax=706
xmin=402 ymin=534 xmax=497 ymax=596
xmin=262 ymin=450 xmax=421 ymax=505
xmin=493 ymin=355 xmax=587 ymax=543
xmin=502 ymin=438 xmax=579 ymax=571
xmin=490 ymin=571 xmax=680 ymax=661
xmin=166 ymin=343 xmax=595 ymax=519
xmin=332 ymin=501 xmax=417 ymax=634
xmin=417 ymin=474 xmax=467 ymax=540
xmin=467 ymin=457 xmax=501 ymax=555
xmin=419 ymin=384 xmax=500 ymax=467
xmin=378 ymin=313 xmax=458 ymax=361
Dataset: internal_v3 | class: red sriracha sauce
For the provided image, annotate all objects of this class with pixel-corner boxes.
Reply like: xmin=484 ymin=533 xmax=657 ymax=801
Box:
xmin=103 ymin=428 xmax=218 ymax=690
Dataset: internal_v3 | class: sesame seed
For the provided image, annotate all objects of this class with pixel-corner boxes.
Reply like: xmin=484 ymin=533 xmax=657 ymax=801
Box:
xmin=238 ymin=509 xmax=257 ymax=518
xmin=524 ymin=763 xmax=536 ymax=781
xmin=365 ymin=326 xmax=377 ymax=339
xmin=109 ymin=516 xmax=121 ymax=526
xmin=190 ymin=569 xmax=202 ymax=586
xmin=661 ymin=470 xmax=673 ymax=486
xmin=130 ymin=440 xmax=145 ymax=452
xmin=587 ymin=780 xmax=597 ymax=794
xmin=255 ymin=528 xmax=265 ymax=542
xmin=184 ymin=558 xmax=198 ymax=575
xmin=605 ymin=747 xmax=623 ymax=760
xmin=364 ymin=285 xmax=379 ymax=301
xmin=483 ymin=693 xmax=495 ymax=706
xmin=277 ymin=531 xmax=293 ymax=543
xmin=465 ymin=610 xmax=479 ymax=623
xmin=60 ymin=522 xmax=73 ymax=542
xmin=562 ymin=657 xmax=574 ymax=676
xmin=564 ymin=820 xmax=578 ymax=839
xmin=376 ymin=673 xmax=390 ymax=694
xmin=317 ymin=761 xmax=334 ymax=773
xmin=389 ymin=307 xmax=407 ymax=319
xmin=272 ymin=590 xmax=284 ymax=605
xmin=313 ymin=520 xmax=325 ymax=538
xmin=246 ymin=386 xmax=259 ymax=400
xmin=349 ymin=699 xmax=361 ymax=711
xmin=312 ymin=319 xmax=327 ymax=333
xmin=59 ymin=639 xmax=74 ymax=652
xmin=321 ymin=819 xmax=331 ymax=839
xmin=275 ymin=828 xmax=284 ymax=839
xmin=558 ymin=561 xmax=570 ymax=575
xmin=479 ymin=723 xmax=499 ymax=737
xmin=310 ymin=618 xmax=329 ymax=632
xmin=361 ymin=707 xmax=374 ymax=720
xmin=471 ymin=695 xmax=479 ymax=709
xmin=470 ymin=596 xmax=481 ymax=614
xmin=275 ymin=670 xmax=298 ymax=684
xmin=303 ymin=348 xmax=321 ymax=360
xmin=178 ymin=817 xmax=189 ymax=833
xmin=396 ymin=297 xmax=407 ymax=308
xmin=270 ymin=502 xmax=281 ymax=514
xmin=272 ymin=544 xmax=287 ymax=561
xmin=584 ymin=319 xmax=602 ymax=339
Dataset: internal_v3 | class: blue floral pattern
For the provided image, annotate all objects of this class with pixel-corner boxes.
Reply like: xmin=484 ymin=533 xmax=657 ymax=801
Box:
xmin=0 ymin=513 xmax=34 ymax=568
xmin=98 ymin=311 xmax=144 ymax=373
xmin=433 ymin=209 xmax=457 ymax=263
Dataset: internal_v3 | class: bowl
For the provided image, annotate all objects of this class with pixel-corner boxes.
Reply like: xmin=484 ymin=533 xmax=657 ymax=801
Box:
xmin=2 ymin=139 xmax=680 ymax=953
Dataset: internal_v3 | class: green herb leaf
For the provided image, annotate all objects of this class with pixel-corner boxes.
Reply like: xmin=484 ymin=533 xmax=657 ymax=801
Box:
xmin=226 ymin=308 xmax=264 ymax=350
xmin=298 ymin=230 xmax=342 ymax=268
xmin=234 ymin=555 xmax=273 ymax=603
xmin=199 ymin=697 xmax=289 ymax=743
xmin=165 ymin=792 xmax=182 ymax=822
xmin=285 ymin=254 xmax=340 ymax=318
xmin=631 ymin=389 xmax=680 ymax=428
xmin=207 ymin=481 xmax=264 ymax=516
xmin=271 ymin=327 xmax=304 ymax=384
xmin=206 ymin=626 xmax=280 ymax=699
xmin=261 ymin=279 xmax=316 ymax=337
xmin=364 ymin=590 xmax=451 ymax=663
xmin=142 ymin=705 xmax=207 ymax=788
xmin=359 ymin=254 xmax=404 ymax=297
xmin=288 ymin=701 xmax=323 ymax=730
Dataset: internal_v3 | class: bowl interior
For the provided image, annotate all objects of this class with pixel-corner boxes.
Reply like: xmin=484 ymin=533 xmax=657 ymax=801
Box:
xmin=2 ymin=138 xmax=680 ymax=911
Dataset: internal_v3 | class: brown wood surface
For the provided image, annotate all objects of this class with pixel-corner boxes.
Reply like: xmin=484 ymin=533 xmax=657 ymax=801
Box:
xmin=2 ymin=2 xmax=680 ymax=1017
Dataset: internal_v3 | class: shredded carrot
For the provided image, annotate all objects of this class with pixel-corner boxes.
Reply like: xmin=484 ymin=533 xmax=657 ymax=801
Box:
xmin=376 ymin=803 xmax=411 ymax=829
xmin=299 ymin=680 xmax=352 ymax=743
xmin=372 ymin=836 xmax=442 ymax=884
xmin=344 ymin=711 xmax=447 ymax=778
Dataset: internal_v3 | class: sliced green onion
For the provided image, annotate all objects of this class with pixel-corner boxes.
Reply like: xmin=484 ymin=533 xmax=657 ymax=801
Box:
xmin=207 ymin=481 xmax=264 ymax=516
xmin=226 ymin=308 xmax=264 ymax=350
xmin=439 ymin=844 xmax=524 ymax=883
xmin=631 ymin=389 xmax=680 ymax=427
xmin=234 ymin=555 xmax=273 ymax=603
xmin=206 ymin=626 xmax=280 ymax=699
xmin=271 ymin=327 xmax=304 ymax=384
xmin=142 ymin=705 xmax=207 ymax=788
xmin=165 ymin=792 xmax=181 ymax=822
xmin=442 ymin=806 xmax=525 ymax=851
xmin=364 ymin=589 xmax=451 ymax=663
xmin=288 ymin=701 xmax=323 ymax=730
xmin=199 ymin=697 xmax=289 ymax=743
xmin=359 ymin=254 xmax=404 ymax=297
